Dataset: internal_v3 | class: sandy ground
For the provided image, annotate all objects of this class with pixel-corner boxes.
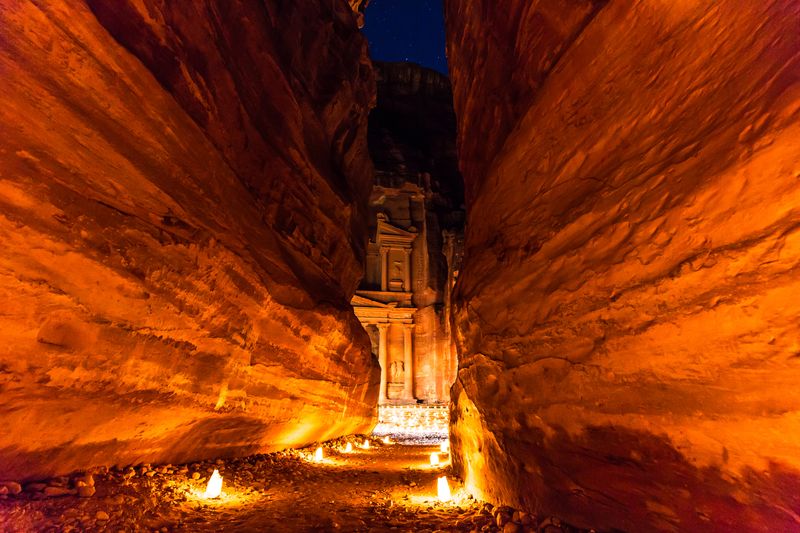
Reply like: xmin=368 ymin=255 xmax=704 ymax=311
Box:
xmin=0 ymin=437 xmax=581 ymax=532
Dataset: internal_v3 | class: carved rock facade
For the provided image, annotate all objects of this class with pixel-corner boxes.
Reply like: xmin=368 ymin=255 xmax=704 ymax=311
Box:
xmin=352 ymin=62 xmax=464 ymax=405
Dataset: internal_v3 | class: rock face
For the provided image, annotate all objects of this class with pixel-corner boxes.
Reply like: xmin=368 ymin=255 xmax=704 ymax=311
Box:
xmin=444 ymin=1 xmax=800 ymax=531
xmin=369 ymin=61 xmax=462 ymax=202
xmin=0 ymin=0 xmax=378 ymax=481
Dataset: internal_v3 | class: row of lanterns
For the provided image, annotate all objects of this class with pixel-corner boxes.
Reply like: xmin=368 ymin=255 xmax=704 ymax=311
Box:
xmin=305 ymin=437 xmax=452 ymax=502
xmin=202 ymin=438 xmax=453 ymax=503
xmin=434 ymin=439 xmax=451 ymax=501
xmin=315 ymin=437 xmax=373 ymax=462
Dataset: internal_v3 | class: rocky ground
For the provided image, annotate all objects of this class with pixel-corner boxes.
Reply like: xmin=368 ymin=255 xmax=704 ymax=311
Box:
xmin=0 ymin=436 xmax=590 ymax=532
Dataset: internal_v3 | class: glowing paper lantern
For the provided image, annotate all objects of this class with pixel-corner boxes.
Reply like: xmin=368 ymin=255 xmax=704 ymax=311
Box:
xmin=440 ymin=440 xmax=449 ymax=453
xmin=437 ymin=476 xmax=452 ymax=502
xmin=315 ymin=446 xmax=324 ymax=461
xmin=203 ymin=469 xmax=223 ymax=499
xmin=344 ymin=442 xmax=353 ymax=453
xmin=430 ymin=452 xmax=440 ymax=466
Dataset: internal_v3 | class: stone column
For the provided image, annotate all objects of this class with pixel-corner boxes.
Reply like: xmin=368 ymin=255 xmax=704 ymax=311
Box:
xmin=403 ymin=324 xmax=415 ymax=401
xmin=380 ymin=247 xmax=389 ymax=292
xmin=403 ymin=247 xmax=412 ymax=292
xmin=377 ymin=323 xmax=389 ymax=403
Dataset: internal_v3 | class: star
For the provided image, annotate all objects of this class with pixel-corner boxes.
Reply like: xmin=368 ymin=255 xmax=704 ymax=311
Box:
xmin=363 ymin=0 xmax=447 ymax=74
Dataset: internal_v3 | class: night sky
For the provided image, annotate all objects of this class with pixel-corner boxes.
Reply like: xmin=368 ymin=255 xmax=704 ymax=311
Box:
xmin=362 ymin=0 xmax=448 ymax=75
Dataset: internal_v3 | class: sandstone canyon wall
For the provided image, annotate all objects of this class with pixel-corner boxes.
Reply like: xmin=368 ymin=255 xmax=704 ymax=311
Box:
xmin=0 ymin=0 xmax=379 ymax=481
xmin=444 ymin=1 xmax=800 ymax=531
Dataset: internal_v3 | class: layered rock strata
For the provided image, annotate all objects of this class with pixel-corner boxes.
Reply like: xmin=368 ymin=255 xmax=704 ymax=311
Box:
xmin=0 ymin=0 xmax=378 ymax=481
xmin=444 ymin=0 xmax=800 ymax=531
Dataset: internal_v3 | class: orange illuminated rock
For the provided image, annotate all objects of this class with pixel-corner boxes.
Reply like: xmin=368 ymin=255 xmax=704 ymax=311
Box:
xmin=0 ymin=0 xmax=378 ymax=480
xmin=444 ymin=0 xmax=800 ymax=531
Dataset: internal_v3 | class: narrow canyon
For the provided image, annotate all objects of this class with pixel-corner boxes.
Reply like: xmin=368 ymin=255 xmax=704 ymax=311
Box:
xmin=1 ymin=0 xmax=799 ymax=532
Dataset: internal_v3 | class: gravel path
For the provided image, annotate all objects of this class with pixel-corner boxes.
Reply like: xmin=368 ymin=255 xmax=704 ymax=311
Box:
xmin=0 ymin=436 xmax=584 ymax=532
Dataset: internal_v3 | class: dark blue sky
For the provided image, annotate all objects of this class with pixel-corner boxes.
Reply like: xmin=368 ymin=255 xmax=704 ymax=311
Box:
xmin=362 ymin=0 xmax=448 ymax=75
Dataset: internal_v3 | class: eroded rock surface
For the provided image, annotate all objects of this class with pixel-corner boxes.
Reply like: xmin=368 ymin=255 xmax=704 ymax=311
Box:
xmin=444 ymin=1 xmax=800 ymax=530
xmin=0 ymin=0 xmax=378 ymax=481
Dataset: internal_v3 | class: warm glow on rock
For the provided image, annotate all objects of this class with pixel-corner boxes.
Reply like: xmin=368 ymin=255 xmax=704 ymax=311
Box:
xmin=430 ymin=452 xmax=440 ymax=466
xmin=344 ymin=442 xmax=353 ymax=453
xmin=0 ymin=0 xmax=381 ymax=485
xmin=440 ymin=441 xmax=449 ymax=453
xmin=203 ymin=469 xmax=223 ymax=499
xmin=315 ymin=447 xmax=324 ymax=461
xmin=437 ymin=476 xmax=451 ymax=502
xmin=443 ymin=1 xmax=800 ymax=531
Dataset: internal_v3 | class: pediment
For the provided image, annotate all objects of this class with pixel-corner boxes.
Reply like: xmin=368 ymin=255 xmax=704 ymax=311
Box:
xmin=351 ymin=294 xmax=396 ymax=308
xmin=378 ymin=220 xmax=416 ymax=237
xmin=377 ymin=219 xmax=416 ymax=246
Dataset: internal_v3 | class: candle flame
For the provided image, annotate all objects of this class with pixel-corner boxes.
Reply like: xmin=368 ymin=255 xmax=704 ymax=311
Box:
xmin=203 ymin=469 xmax=223 ymax=499
xmin=383 ymin=436 xmax=392 ymax=444
xmin=362 ymin=439 xmax=370 ymax=450
xmin=314 ymin=446 xmax=324 ymax=461
xmin=430 ymin=452 xmax=440 ymax=466
xmin=344 ymin=442 xmax=353 ymax=453
xmin=437 ymin=476 xmax=452 ymax=502
xmin=440 ymin=440 xmax=449 ymax=453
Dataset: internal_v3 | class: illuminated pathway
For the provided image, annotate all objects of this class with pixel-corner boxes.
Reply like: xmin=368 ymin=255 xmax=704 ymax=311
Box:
xmin=217 ymin=442 xmax=478 ymax=532
xmin=1 ymin=438 xmax=527 ymax=532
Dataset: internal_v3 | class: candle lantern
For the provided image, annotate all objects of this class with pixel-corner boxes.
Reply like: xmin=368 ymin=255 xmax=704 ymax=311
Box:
xmin=204 ymin=469 xmax=223 ymax=499
xmin=437 ymin=476 xmax=451 ymax=502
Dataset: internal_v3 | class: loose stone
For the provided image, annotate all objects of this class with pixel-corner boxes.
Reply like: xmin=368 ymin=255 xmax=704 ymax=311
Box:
xmin=78 ymin=485 xmax=96 ymax=498
xmin=0 ymin=481 xmax=22 ymax=494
